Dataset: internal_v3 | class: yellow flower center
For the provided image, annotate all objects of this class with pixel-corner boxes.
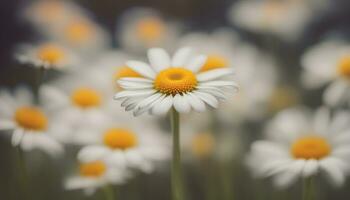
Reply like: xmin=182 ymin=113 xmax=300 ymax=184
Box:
xmin=37 ymin=44 xmax=65 ymax=64
xmin=103 ymin=128 xmax=138 ymax=150
xmin=79 ymin=161 xmax=106 ymax=177
xmin=154 ymin=68 xmax=197 ymax=95
xmin=191 ymin=133 xmax=215 ymax=158
xmin=65 ymin=21 xmax=93 ymax=43
xmin=337 ymin=56 xmax=350 ymax=78
xmin=200 ymin=54 xmax=228 ymax=72
xmin=15 ymin=107 xmax=48 ymax=131
xmin=115 ymin=66 xmax=142 ymax=79
xmin=291 ymin=136 xmax=331 ymax=160
xmin=71 ymin=88 xmax=101 ymax=108
xmin=136 ymin=17 xmax=165 ymax=42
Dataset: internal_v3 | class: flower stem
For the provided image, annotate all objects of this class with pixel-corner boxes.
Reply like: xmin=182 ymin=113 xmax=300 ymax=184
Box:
xmin=171 ymin=109 xmax=184 ymax=200
xmin=302 ymin=176 xmax=315 ymax=200
xmin=34 ymin=67 xmax=45 ymax=104
xmin=102 ymin=184 xmax=115 ymax=200
xmin=15 ymin=146 xmax=31 ymax=200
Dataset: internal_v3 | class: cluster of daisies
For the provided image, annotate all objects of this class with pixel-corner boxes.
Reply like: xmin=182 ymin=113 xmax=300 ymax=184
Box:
xmin=1 ymin=0 xmax=350 ymax=198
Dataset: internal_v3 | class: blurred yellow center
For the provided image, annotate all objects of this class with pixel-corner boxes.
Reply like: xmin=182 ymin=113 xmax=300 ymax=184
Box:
xmin=191 ymin=133 xmax=215 ymax=158
xmin=37 ymin=44 xmax=64 ymax=64
xmin=71 ymin=88 xmax=101 ymax=108
xmin=154 ymin=68 xmax=197 ymax=95
xmin=15 ymin=107 xmax=48 ymax=131
xmin=79 ymin=161 xmax=106 ymax=177
xmin=65 ymin=21 xmax=93 ymax=43
xmin=291 ymin=136 xmax=331 ymax=160
xmin=136 ymin=18 xmax=165 ymax=41
xmin=103 ymin=128 xmax=138 ymax=150
xmin=200 ymin=54 xmax=228 ymax=72
xmin=337 ymin=56 xmax=350 ymax=78
xmin=115 ymin=66 xmax=142 ymax=79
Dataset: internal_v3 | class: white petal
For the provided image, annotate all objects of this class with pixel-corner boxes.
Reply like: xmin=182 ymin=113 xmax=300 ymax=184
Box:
xmin=151 ymin=95 xmax=173 ymax=115
xmin=197 ymin=87 xmax=227 ymax=100
xmin=323 ymin=80 xmax=348 ymax=107
xmin=134 ymin=94 xmax=164 ymax=116
xmin=119 ymin=77 xmax=153 ymax=83
xmin=148 ymin=48 xmax=170 ymax=72
xmin=193 ymin=91 xmax=218 ymax=108
xmin=319 ymin=158 xmax=346 ymax=187
xmin=313 ymin=107 xmax=330 ymax=135
xmin=200 ymin=81 xmax=239 ymax=90
xmin=197 ymin=68 xmax=234 ymax=82
xmin=173 ymin=94 xmax=191 ymax=113
xmin=274 ymin=160 xmax=305 ymax=188
xmin=114 ymin=90 xmax=155 ymax=100
xmin=0 ymin=120 xmax=16 ymax=130
xmin=65 ymin=177 xmax=100 ymax=191
xmin=302 ymin=159 xmax=319 ymax=177
xmin=106 ymin=151 xmax=127 ymax=168
xmin=172 ymin=47 xmax=193 ymax=67
xmin=78 ymin=146 xmax=110 ymax=162
xmin=185 ymin=93 xmax=206 ymax=112
xmin=11 ymin=129 xmax=24 ymax=146
xmin=126 ymin=61 xmax=156 ymax=79
xmin=186 ymin=55 xmax=207 ymax=72
xmin=31 ymin=134 xmax=64 ymax=157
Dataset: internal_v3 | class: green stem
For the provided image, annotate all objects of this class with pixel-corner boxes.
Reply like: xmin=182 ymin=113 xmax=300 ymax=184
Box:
xmin=302 ymin=177 xmax=315 ymax=200
xmin=102 ymin=184 xmax=115 ymax=200
xmin=171 ymin=109 xmax=184 ymax=200
xmin=16 ymin=146 xmax=30 ymax=200
xmin=34 ymin=67 xmax=45 ymax=104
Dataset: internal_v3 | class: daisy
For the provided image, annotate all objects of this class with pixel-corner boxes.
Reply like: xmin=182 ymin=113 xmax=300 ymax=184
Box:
xmin=228 ymin=0 xmax=312 ymax=41
xmin=77 ymin=119 xmax=170 ymax=173
xmin=15 ymin=42 xmax=79 ymax=70
xmin=247 ymin=107 xmax=350 ymax=188
xmin=65 ymin=159 xmax=130 ymax=195
xmin=22 ymin=0 xmax=88 ymax=29
xmin=0 ymin=87 xmax=63 ymax=156
xmin=301 ymin=39 xmax=350 ymax=107
xmin=40 ymin=68 xmax=116 ymax=145
xmin=117 ymin=7 xmax=181 ymax=54
xmin=114 ymin=47 xmax=238 ymax=116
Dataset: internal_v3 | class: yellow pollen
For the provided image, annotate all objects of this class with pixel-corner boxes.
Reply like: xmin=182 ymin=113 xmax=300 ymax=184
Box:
xmin=115 ymin=66 xmax=142 ymax=79
xmin=103 ymin=128 xmax=138 ymax=150
xmin=79 ymin=161 xmax=106 ymax=177
xmin=291 ymin=136 xmax=331 ymax=160
xmin=136 ymin=18 xmax=165 ymax=41
xmin=154 ymin=68 xmax=197 ymax=95
xmin=200 ymin=54 xmax=228 ymax=72
xmin=65 ymin=21 xmax=93 ymax=43
xmin=71 ymin=88 xmax=101 ymax=108
xmin=37 ymin=44 xmax=65 ymax=64
xmin=15 ymin=107 xmax=48 ymax=131
xmin=191 ymin=133 xmax=215 ymax=158
xmin=337 ymin=56 xmax=350 ymax=78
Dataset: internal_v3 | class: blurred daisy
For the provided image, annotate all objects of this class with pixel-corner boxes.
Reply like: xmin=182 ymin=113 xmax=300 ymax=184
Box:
xmin=0 ymin=87 xmax=63 ymax=156
xmin=40 ymin=68 xmax=116 ymax=144
xmin=15 ymin=42 xmax=79 ymax=70
xmin=114 ymin=47 xmax=238 ymax=116
xmin=301 ymin=40 xmax=350 ymax=106
xmin=46 ymin=17 xmax=111 ymax=54
xmin=247 ymin=107 xmax=350 ymax=188
xmin=77 ymin=120 xmax=170 ymax=173
xmin=22 ymin=0 xmax=88 ymax=29
xmin=229 ymin=0 xmax=312 ymax=41
xmin=65 ymin=159 xmax=130 ymax=195
xmin=117 ymin=7 xmax=181 ymax=54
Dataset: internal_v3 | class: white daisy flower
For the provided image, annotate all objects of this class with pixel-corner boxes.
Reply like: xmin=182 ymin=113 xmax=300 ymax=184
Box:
xmin=180 ymin=32 xmax=277 ymax=122
xmin=301 ymin=39 xmax=350 ymax=107
xmin=22 ymin=0 xmax=88 ymax=29
xmin=0 ymin=87 xmax=63 ymax=157
xmin=247 ymin=107 xmax=350 ymax=188
xmin=229 ymin=0 xmax=312 ymax=41
xmin=45 ymin=17 xmax=111 ymax=55
xmin=117 ymin=7 xmax=181 ymax=54
xmin=77 ymin=120 xmax=170 ymax=174
xmin=40 ymin=68 xmax=116 ymax=145
xmin=114 ymin=47 xmax=238 ymax=116
xmin=15 ymin=42 xmax=79 ymax=70
xmin=65 ymin=159 xmax=130 ymax=195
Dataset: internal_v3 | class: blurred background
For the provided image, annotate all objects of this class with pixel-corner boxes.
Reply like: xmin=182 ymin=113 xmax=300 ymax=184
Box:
xmin=1 ymin=0 xmax=350 ymax=200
